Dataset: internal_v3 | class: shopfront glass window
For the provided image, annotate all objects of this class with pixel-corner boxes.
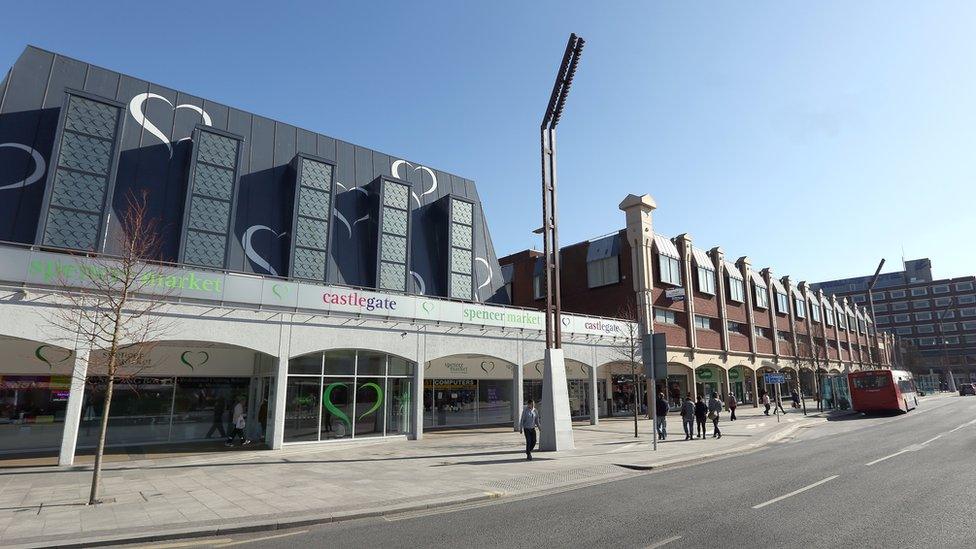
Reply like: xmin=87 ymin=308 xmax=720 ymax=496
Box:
xmin=321 ymin=378 xmax=353 ymax=439
xmin=0 ymin=375 xmax=70 ymax=453
xmin=324 ymin=350 xmax=356 ymax=375
xmin=170 ymin=377 xmax=250 ymax=443
xmin=289 ymin=353 xmax=322 ymax=375
xmin=79 ymin=377 xmax=175 ymax=447
xmin=478 ymin=380 xmax=513 ymax=424
xmin=387 ymin=378 xmax=413 ymax=435
xmin=354 ymin=377 xmax=385 ymax=437
xmin=357 ymin=352 xmax=386 ymax=376
xmin=284 ymin=376 xmax=321 ymax=442
xmin=430 ymin=379 xmax=477 ymax=427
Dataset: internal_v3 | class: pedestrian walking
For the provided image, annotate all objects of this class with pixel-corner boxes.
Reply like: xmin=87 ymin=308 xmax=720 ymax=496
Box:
xmin=791 ymin=389 xmax=801 ymax=409
xmin=708 ymin=393 xmax=723 ymax=438
xmin=225 ymin=395 xmax=251 ymax=447
xmin=206 ymin=396 xmax=227 ymax=439
xmin=519 ymin=399 xmax=540 ymax=461
xmin=680 ymin=396 xmax=695 ymax=440
xmin=761 ymin=391 xmax=771 ymax=415
xmin=774 ymin=392 xmax=787 ymax=415
xmin=694 ymin=396 xmax=708 ymax=439
xmin=655 ymin=392 xmax=669 ymax=440
xmin=726 ymin=393 xmax=737 ymax=421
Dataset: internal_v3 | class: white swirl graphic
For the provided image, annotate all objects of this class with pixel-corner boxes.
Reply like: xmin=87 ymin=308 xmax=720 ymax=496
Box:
xmin=128 ymin=93 xmax=213 ymax=158
xmin=391 ymin=159 xmax=437 ymax=203
xmin=410 ymin=271 xmax=426 ymax=295
xmin=475 ymin=257 xmax=493 ymax=294
xmin=242 ymin=225 xmax=286 ymax=276
xmin=335 ymin=211 xmax=352 ymax=238
xmin=0 ymin=143 xmax=45 ymax=191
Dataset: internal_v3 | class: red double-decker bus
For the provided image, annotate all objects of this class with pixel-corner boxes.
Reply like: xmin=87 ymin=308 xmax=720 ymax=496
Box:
xmin=849 ymin=369 xmax=918 ymax=413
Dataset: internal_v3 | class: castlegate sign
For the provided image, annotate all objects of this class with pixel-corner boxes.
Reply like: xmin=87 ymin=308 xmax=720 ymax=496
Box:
xmin=0 ymin=244 xmax=635 ymax=339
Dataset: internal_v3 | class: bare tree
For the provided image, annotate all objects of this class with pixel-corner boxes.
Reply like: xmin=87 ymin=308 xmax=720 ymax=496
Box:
xmin=46 ymin=191 xmax=173 ymax=505
xmin=612 ymin=302 xmax=643 ymax=438
xmin=796 ymin=326 xmax=830 ymax=411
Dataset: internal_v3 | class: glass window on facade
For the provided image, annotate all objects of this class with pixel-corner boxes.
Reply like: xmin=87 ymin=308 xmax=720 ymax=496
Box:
xmin=0 ymin=375 xmax=71 ymax=454
xmin=697 ymin=266 xmax=715 ymax=295
xmin=889 ymin=289 xmax=907 ymax=298
xmin=776 ymin=293 xmax=789 ymax=314
xmin=754 ymin=283 xmax=769 ymax=308
xmin=910 ymin=287 xmax=928 ymax=296
xmin=654 ymin=308 xmax=677 ymax=325
xmin=587 ymin=256 xmax=620 ymax=288
xmin=956 ymin=281 xmax=975 ymax=291
xmin=794 ymin=298 xmax=806 ymax=319
xmin=959 ymin=295 xmax=976 ymax=305
xmin=932 ymin=285 xmax=950 ymax=294
xmin=658 ymin=254 xmax=681 ymax=286
xmin=285 ymin=350 xmax=415 ymax=443
xmin=694 ymin=315 xmax=712 ymax=330
xmin=728 ymin=277 xmax=744 ymax=302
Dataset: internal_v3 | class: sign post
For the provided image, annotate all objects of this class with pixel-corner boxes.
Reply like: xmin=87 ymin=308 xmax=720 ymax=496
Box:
xmin=643 ymin=333 xmax=666 ymax=451
xmin=764 ymin=373 xmax=785 ymax=423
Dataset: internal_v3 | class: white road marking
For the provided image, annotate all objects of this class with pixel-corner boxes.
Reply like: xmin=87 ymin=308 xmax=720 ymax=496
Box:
xmin=746 ymin=424 xmax=757 ymax=430
xmin=213 ymin=530 xmax=308 ymax=547
xmin=752 ymin=475 xmax=839 ymax=509
xmin=609 ymin=442 xmax=640 ymax=454
xmin=865 ymin=449 xmax=913 ymax=466
xmin=921 ymin=434 xmax=943 ymax=446
xmin=948 ymin=418 xmax=976 ymax=433
xmin=643 ymin=534 xmax=683 ymax=548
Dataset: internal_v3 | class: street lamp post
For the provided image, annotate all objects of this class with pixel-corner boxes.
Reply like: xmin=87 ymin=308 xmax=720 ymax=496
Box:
xmin=935 ymin=296 xmax=957 ymax=392
xmin=866 ymin=259 xmax=885 ymax=369
xmin=537 ymin=33 xmax=584 ymax=452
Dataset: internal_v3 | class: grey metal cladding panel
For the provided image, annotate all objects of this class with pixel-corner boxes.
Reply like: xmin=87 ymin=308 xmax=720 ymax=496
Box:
xmin=49 ymin=170 xmax=107 ymax=212
xmin=57 ymin=131 xmax=113 ymax=174
xmin=354 ymin=145 xmax=372 ymax=186
xmin=297 ymin=186 xmax=331 ymax=219
xmin=202 ymin=100 xmax=229 ymax=131
xmin=187 ymin=196 xmax=231 ymax=233
xmin=104 ymin=75 xmax=150 ymax=252
xmin=382 ymin=206 xmax=407 ymax=235
xmin=336 ymin=141 xmax=355 ymax=188
xmin=371 ymin=151 xmax=390 ymax=182
xmin=224 ymin=108 xmax=251 ymax=272
xmin=194 ymin=163 xmax=235 ymax=201
xmin=295 ymin=216 xmax=329 ymax=249
xmin=43 ymin=209 xmax=101 ymax=251
xmin=381 ymin=234 xmax=407 ymax=263
xmin=297 ymin=128 xmax=316 ymax=155
xmin=82 ymin=64 xmax=120 ymax=99
xmin=197 ymin=131 xmax=239 ymax=168
xmin=316 ymin=134 xmax=337 ymax=162
xmin=293 ymin=247 xmax=326 ymax=280
xmin=64 ymin=96 xmax=118 ymax=139
xmin=271 ymin=122 xmax=296 ymax=275
xmin=237 ymin=115 xmax=274 ymax=274
xmin=379 ymin=261 xmax=406 ymax=291
xmin=301 ymin=158 xmax=333 ymax=191
xmin=183 ymin=230 xmax=226 ymax=268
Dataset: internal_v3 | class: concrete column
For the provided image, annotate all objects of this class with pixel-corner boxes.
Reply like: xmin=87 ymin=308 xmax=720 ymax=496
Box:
xmin=619 ymin=194 xmax=657 ymax=336
xmin=751 ymin=368 xmax=760 ymax=407
xmin=413 ymin=327 xmax=426 ymax=440
xmin=712 ymin=246 xmax=730 ymax=353
xmin=589 ymin=364 xmax=599 ymax=425
xmin=58 ymin=349 xmax=90 ymax=467
xmin=675 ymin=234 xmax=697 ymax=351
xmin=268 ymin=316 xmax=293 ymax=450
xmin=513 ymin=359 xmax=524 ymax=431
xmin=723 ymin=367 xmax=731 ymax=401
xmin=738 ymin=257 xmax=757 ymax=357
xmin=763 ymin=268 xmax=780 ymax=358
xmin=540 ymin=348 xmax=575 ymax=451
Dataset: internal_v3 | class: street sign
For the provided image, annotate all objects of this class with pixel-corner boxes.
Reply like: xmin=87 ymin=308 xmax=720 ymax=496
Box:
xmin=764 ymin=373 xmax=786 ymax=384
xmin=642 ymin=332 xmax=667 ymax=379
xmin=665 ymin=288 xmax=686 ymax=301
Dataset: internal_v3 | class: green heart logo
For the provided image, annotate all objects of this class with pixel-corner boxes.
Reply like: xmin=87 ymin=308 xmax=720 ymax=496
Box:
xmin=272 ymin=284 xmax=289 ymax=300
xmin=421 ymin=301 xmax=435 ymax=313
xmin=323 ymin=382 xmax=385 ymax=431
xmin=180 ymin=350 xmax=210 ymax=370
xmin=34 ymin=345 xmax=72 ymax=369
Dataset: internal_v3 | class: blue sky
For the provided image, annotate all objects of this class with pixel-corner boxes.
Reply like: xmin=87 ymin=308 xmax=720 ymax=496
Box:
xmin=2 ymin=1 xmax=974 ymax=282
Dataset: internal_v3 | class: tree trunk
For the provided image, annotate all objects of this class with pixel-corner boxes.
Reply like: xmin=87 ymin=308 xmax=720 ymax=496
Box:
xmin=632 ymin=362 xmax=638 ymax=438
xmin=88 ymin=373 xmax=114 ymax=504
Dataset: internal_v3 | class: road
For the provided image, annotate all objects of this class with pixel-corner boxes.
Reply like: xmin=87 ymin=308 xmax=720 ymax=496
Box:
xmin=140 ymin=395 xmax=976 ymax=548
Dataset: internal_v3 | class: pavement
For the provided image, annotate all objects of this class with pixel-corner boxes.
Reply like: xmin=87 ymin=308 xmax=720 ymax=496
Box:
xmin=0 ymin=404 xmax=831 ymax=548
xmin=150 ymin=392 xmax=974 ymax=549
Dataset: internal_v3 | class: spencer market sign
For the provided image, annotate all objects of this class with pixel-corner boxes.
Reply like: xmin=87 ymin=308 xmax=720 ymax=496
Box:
xmin=0 ymin=246 xmax=633 ymax=338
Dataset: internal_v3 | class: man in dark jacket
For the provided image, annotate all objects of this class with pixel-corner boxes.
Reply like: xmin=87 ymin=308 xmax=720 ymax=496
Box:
xmin=694 ymin=396 xmax=708 ymax=439
xmin=655 ymin=392 xmax=669 ymax=440
xmin=680 ymin=396 xmax=695 ymax=440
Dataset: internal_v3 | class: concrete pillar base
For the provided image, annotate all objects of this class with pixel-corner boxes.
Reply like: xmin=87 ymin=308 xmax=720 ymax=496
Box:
xmin=540 ymin=348 xmax=575 ymax=451
xmin=588 ymin=364 xmax=599 ymax=426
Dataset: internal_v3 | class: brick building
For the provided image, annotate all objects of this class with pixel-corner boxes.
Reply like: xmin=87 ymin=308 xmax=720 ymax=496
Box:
xmin=499 ymin=195 xmax=893 ymax=412
xmin=813 ymin=260 xmax=976 ymax=391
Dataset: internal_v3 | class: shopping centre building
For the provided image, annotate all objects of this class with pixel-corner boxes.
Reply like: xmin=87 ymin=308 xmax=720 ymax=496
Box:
xmin=500 ymin=197 xmax=894 ymax=415
xmin=0 ymin=46 xmax=631 ymax=465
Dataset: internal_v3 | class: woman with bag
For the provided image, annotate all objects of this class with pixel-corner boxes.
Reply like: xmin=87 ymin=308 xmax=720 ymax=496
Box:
xmin=726 ymin=392 xmax=737 ymax=421
xmin=708 ymin=393 xmax=723 ymax=438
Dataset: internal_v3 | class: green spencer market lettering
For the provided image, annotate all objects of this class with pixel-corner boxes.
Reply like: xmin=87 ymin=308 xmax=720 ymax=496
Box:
xmin=462 ymin=306 xmax=541 ymax=327
xmin=29 ymin=259 xmax=222 ymax=293
xmin=322 ymin=291 xmax=397 ymax=311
